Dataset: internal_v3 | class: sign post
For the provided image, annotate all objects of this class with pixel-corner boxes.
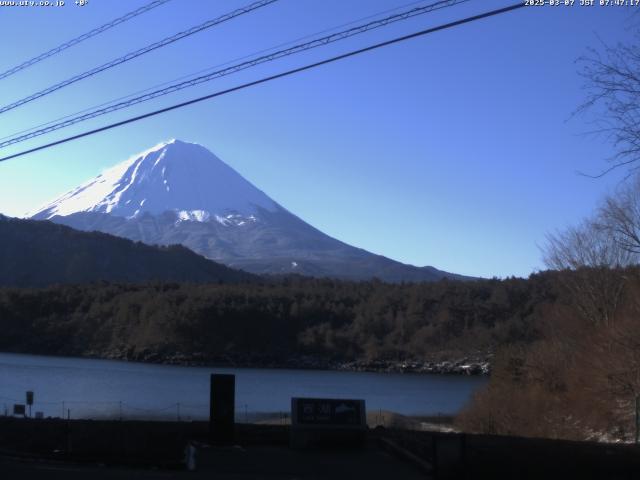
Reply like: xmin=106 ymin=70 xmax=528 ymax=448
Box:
xmin=290 ymin=397 xmax=367 ymax=449
xmin=209 ymin=374 xmax=235 ymax=444
xmin=636 ymin=395 xmax=640 ymax=445
xmin=26 ymin=391 xmax=33 ymax=418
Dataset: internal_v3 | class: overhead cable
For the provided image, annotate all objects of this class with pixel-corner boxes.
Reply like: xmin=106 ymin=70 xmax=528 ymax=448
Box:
xmin=0 ymin=0 xmax=443 ymax=143
xmin=0 ymin=3 xmax=526 ymax=164
xmin=0 ymin=0 xmax=174 ymax=81
xmin=0 ymin=0 xmax=470 ymax=148
xmin=0 ymin=0 xmax=279 ymax=115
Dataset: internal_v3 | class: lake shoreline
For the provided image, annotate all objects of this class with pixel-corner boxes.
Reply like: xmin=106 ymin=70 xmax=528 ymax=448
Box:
xmin=87 ymin=350 xmax=492 ymax=376
xmin=0 ymin=349 xmax=491 ymax=375
xmin=0 ymin=351 xmax=487 ymax=420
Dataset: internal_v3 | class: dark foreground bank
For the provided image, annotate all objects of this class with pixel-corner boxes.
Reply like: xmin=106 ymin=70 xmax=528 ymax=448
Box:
xmin=1 ymin=417 xmax=639 ymax=479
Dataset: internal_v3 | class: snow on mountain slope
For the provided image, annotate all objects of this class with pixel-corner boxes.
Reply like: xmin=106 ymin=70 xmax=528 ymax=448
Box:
xmin=29 ymin=139 xmax=471 ymax=282
xmin=30 ymin=139 xmax=277 ymax=221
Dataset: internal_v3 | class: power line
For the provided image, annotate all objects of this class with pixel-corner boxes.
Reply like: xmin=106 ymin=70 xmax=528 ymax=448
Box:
xmin=0 ymin=0 xmax=174 ymax=81
xmin=0 ymin=3 xmax=526 ymax=164
xmin=0 ymin=0 xmax=279 ymax=115
xmin=0 ymin=0 xmax=440 ymax=143
xmin=0 ymin=0 xmax=472 ymax=149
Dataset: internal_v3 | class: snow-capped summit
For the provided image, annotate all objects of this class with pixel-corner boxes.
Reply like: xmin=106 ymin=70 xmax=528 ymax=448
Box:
xmin=30 ymin=139 xmax=277 ymax=222
xmin=29 ymin=139 xmax=468 ymax=282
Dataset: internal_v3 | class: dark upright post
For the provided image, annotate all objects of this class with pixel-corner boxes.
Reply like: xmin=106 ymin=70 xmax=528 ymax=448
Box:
xmin=636 ymin=395 xmax=640 ymax=445
xmin=209 ymin=374 xmax=235 ymax=444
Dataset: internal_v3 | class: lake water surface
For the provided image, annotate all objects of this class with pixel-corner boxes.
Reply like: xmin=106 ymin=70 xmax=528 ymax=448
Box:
xmin=0 ymin=353 xmax=487 ymax=421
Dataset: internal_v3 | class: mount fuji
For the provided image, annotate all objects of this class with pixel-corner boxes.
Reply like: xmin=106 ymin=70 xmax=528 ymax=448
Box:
xmin=30 ymin=139 xmax=467 ymax=282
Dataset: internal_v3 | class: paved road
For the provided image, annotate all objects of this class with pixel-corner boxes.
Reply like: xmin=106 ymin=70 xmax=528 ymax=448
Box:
xmin=0 ymin=459 xmax=185 ymax=480
xmin=0 ymin=444 xmax=428 ymax=480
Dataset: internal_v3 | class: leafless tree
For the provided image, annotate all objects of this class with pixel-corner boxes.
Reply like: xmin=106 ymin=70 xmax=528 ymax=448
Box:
xmin=542 ymin=189 xmax=640 ymax=439
xmin=543 ymin=219 xmax=633 ymax=326
xmin=578 ymin=36 xmax=640 ymax=177
xmin=597 ymin=174 xmax=640 ymax=253
xmin=544 ymin=219 xmax=634 ymax=270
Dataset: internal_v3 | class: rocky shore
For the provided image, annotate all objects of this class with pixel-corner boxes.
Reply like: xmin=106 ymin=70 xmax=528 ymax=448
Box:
xmin=333 ymin=359 xmax=490 ymax=375
xmin=91 ymin=349 xmax=491 ymax=375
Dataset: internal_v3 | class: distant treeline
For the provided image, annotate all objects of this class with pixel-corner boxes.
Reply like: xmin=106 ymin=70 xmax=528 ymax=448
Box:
xmin=0 ymin=273 xmax=561 ymax=364
xmin=5 ymin=267 xmax=638 ymax=442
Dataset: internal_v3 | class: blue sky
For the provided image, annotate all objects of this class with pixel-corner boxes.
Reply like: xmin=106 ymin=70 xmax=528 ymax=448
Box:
xmin=0 ymin=0 xmax=634 ymax=278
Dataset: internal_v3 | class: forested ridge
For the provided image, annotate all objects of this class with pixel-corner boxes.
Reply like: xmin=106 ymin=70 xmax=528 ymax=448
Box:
xmin=0 ymin=272 xmax=563 ymax=369
xmin=0 ymin=215 xmax=256 ymax=287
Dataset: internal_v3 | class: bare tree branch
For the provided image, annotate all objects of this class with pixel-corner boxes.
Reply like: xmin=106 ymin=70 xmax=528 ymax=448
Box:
xmin=577 ymin=34 xmax=640 ymax=176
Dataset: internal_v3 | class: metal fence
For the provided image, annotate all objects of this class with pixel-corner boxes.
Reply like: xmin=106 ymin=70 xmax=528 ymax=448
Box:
xmin=0 ymin=395 xmax=293 ymax=424
xmin=0 ymin=394 xmax=454 ymax=432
